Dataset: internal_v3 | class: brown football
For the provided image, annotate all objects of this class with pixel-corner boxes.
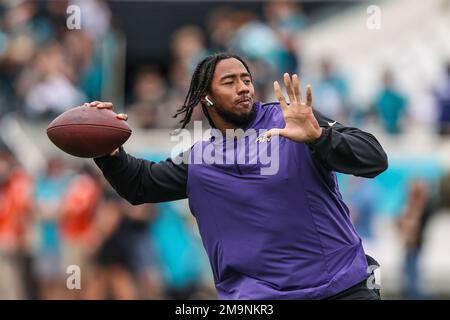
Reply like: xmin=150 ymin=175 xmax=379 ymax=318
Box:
xmin=47 ymin=105 xmax=132 ymax=158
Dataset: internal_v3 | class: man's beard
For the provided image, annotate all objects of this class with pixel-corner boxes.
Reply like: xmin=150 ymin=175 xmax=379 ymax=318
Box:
xmin=214 ymin=103 xmax=257 ymax=128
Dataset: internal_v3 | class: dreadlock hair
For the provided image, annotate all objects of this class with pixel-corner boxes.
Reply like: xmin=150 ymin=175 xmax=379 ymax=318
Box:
xmin=172 ymin=52 xmax=252 ymax=131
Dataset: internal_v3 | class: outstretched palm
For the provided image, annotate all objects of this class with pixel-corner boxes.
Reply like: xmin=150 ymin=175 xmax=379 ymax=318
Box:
xmin=265 ymin=73 xmax=322 ymax=143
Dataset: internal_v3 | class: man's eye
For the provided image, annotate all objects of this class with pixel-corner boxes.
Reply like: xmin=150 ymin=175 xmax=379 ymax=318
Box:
xmin=244 ymin=79 xmax=251 ymax=84
xmin=223 ymin=82 xmax=233 ymax=85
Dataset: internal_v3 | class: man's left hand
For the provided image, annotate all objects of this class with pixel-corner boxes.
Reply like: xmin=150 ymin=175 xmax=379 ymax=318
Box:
xmin=265 ymin=73 xmax=322 ymax=143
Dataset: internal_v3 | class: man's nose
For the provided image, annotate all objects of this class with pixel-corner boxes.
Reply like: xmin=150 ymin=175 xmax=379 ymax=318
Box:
xmin=237 ymin=80 xmax=250 ymax=94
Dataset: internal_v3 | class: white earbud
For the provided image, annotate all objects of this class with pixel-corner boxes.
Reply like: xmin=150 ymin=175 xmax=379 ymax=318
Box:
xmin=205 ymin=96 xmax=214 ymax=107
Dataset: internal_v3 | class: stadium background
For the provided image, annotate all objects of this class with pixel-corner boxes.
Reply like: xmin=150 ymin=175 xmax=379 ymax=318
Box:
xmin=0 ymin=0 xmax=449 ymax=299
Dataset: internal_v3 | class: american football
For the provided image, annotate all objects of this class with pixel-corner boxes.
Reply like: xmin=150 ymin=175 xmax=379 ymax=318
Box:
xmin=47 ymin=105 xmax=131 ymax=158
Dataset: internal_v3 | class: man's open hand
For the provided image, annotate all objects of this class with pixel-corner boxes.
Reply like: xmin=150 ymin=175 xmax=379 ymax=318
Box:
xmin=265 ymin=73 xmax=322 ymax=143
xmin=85 ymin=101 xmax=128 ymax=121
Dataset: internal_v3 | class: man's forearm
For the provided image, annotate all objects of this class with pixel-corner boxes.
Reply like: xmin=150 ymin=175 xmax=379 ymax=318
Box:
xmin=94 ymin=147 xmax=188 ymax=204
xmin=308 ymin=111 xmax=388 ymax=178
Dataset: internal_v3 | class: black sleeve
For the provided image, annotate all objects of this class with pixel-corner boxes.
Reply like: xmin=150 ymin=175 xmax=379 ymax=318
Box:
xmin=307 ymin=110 xmax=388 ymax=178
xmin=93 ymin=147 xmax=188 ymax=205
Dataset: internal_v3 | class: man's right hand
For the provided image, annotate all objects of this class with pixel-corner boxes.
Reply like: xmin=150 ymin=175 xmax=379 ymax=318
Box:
xmin=84 ymin=101 xmax=128 ymax=120
xmin=85 ymin=101 xmax=128 ymax=156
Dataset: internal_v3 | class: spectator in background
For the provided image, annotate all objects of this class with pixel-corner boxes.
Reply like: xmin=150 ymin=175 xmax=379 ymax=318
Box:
xmin=314 ymin=59 xmax=349 ymax=123
xmin=170 ymin=26 xmax=210 ymax=127
xmin=434 ymin=63 xmax=450 ymax=135
xmin=397 ymin=180 xmax=435 ymax=299
xmin=59 ymin=164 xmax=101 ymax=299
xmin=373 ymin=70 xmax=407 ymax=134
xmin=206 ymin=7 xmax=237 ymax=53
xmin=34 ymin=156 xmax=72 ymax=299
xmin=241 ymin=58 xmax=276 ymax=103
xmin=45 ymin=0 xmax=71 ymax=34
xmin=0 ymin=143 xmax=35 ymax=299
xmin=264 ymin=0 xmax=307 ymax=33
xmin=93 ymin=191 xmax=133 ymax=299
xmin=345 ymin=176 xmax=378 ymax=253
xmin=263 ymin=0 xmax=305 ymax=74
xmin=229 ymin=11 xmax=287 ymax=75
xmin=171 ymin=25 xmax=210 ymax=75
xmin=0 ymin=0 xmax=115 ymax=119
xmin=71 ymin=0 xmax=111 ymax=41
xmin=125 ymin=202 xmax=163 ymax=299
xmin=167 ymin=60 xmax=192 ymax=125
xmin=0 ymin=33 xmax=36 ymax=115
xmin=19 ymin=42 xmax=86 ymax=119
xmin=93 ymin=191 xmax=162 ymax=300
xmin=65 ymin=0 xmax=111 ymax=102
xmin=151 ymin=202 xmax=207 ymax=299
xmin=0 ymin=1 xmax=38 ymax=114
xmin=63 ymin=30 xmax=102 ymax=102
xmin=0 ymin=0 xmax=74 ymax=114
xmin=127 ymin=66 xmax=168 ymax=129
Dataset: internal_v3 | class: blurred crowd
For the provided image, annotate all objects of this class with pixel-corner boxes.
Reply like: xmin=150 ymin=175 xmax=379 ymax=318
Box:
xmin=2 ymin=1 xmax=450 ymax=133
xmin=0 ymin=0 xmax=214 ymax=300
xmin=0 ymin=142 xmax=215 ymax=299
xmin=1 ymin=0 xmax=450 ymax=299
xmin=0 ymin=0 xmax=114 ymax=120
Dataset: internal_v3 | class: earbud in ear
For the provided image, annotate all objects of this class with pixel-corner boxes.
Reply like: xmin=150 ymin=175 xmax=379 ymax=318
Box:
xmin=205 ymin=96 xmax=214 ymax=107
